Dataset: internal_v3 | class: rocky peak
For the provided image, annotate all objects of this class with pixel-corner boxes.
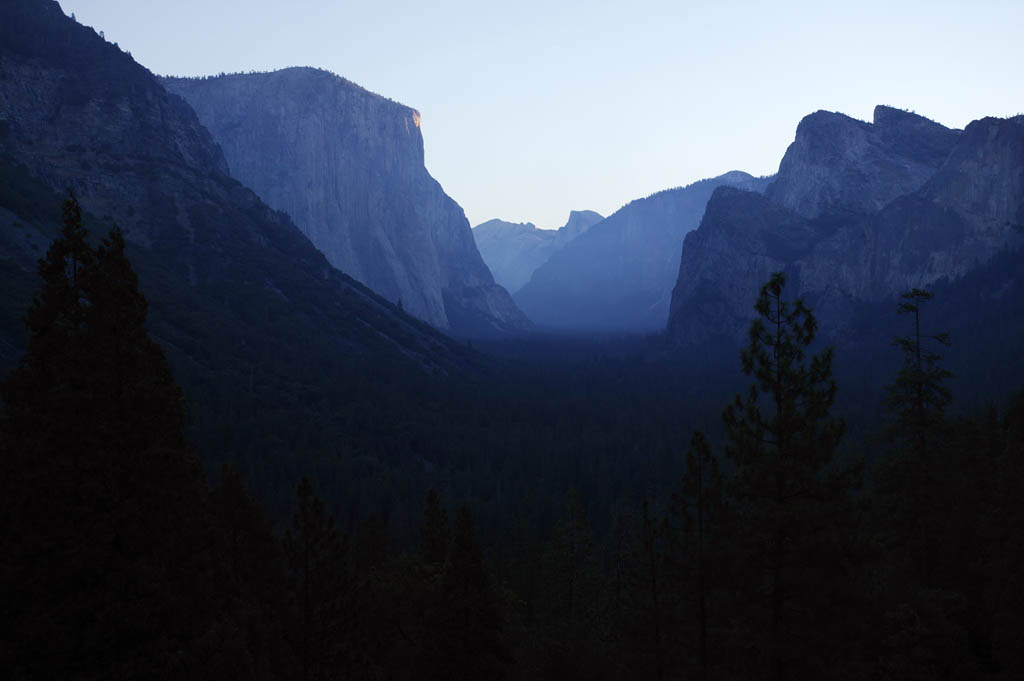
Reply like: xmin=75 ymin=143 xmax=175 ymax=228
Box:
xmin=163 ymin=69 xmax=530 ymax=335
xmin=474 ymin=219 xmax=540 ymax=238
xmin=553 ymin=209 xmax=603 ymax=248
xmin=472 ymin=211 xmax=602 ymax=294
xmin=872 ymin=105 xmax=962 ymax=167
xmin=668 ymin=107 xmax=1022 ymax=349
xmin=872 ymin=104 xmax=925 ymax=126
xmin=766 ymin=106 xmax=960 ymax=219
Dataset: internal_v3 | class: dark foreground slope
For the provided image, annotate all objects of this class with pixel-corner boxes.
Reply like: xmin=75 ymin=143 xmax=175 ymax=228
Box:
xmin=0 ymin=0 xmax=488 ymax=509
xmin=163 ymin=70 xmax=530 ymax=336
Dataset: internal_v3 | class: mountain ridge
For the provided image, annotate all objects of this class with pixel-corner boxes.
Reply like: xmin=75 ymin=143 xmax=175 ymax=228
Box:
xmin=764 ymin=105 xmax=961 ymax=219
xmin=472 ymin=209 xmax=603 ymax=293
xmin=668 ymin=107 xmax=1024 ymax=346
xmin=515 ymin=171 xmax=772 ymax=332
xmin=0 ymin=0 xmax=485 ymax=457
xmin=162 ymin=68 xmax=530 ymax=336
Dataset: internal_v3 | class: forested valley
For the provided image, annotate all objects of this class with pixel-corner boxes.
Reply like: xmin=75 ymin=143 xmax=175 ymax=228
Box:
xmin=3 ymin=194 xmax=1023 ymax=681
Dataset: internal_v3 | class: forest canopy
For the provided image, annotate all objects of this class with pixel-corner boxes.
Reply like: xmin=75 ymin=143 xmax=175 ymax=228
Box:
xmin=1 ymin=195 xmax=1023 ymax=680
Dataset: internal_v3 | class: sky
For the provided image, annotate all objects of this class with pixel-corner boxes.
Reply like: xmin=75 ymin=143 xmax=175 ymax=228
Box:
xmin=62 ymin=0 xmax=1024 ymax=229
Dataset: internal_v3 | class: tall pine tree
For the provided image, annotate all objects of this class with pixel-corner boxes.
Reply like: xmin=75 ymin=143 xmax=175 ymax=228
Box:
xmin=0 ymin=191 xmax=215 ymax=680
xmin=668 ymin=430 xmax=728 ymax=681
xmin=886 ymin=287 xmax=951 ymax=457
xmin=722 ymin=272 xmax=861 ymax=681
xmin=283 ymin=476 xmax=354 ymax=681
xmin=875 ymin=287 xmax=960 ymax=601
xmin=432 ymin=504 xmax=507 ymax=681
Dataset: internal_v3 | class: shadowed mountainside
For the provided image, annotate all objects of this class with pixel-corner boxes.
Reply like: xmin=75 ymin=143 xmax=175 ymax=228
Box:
xmin=0 ymin=0 xmax=489 ymax=487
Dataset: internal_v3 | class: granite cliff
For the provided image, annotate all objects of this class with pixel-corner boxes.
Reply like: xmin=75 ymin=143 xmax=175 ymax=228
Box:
xmin=515 ymin=171 xmax=771 ymax=332
xmin=766 ymin=106 xmax=961 ymax=218
xmin=472 ymin=210 xmax=603 ymax=293
xmin=668 ymin=106 xmax=1024 ymax=345
xmin=162 ymin=69 xmax=530 ymax=336
xmin=0 ymin=1 xmax=477 ymax=373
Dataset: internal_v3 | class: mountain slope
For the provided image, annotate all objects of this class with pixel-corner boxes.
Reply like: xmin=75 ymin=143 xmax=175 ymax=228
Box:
xmin=668 ymin=106 xmax=1024 ymax=346
xmin=162 ymin=69 xmax=530 ymax=336
xmin=0 ymin=0 xmax=490 ymax=493
xmin=472 ymin=209 xmax=602 ymax=293
xmin=514 ymin=171 xmax=770 ymax=332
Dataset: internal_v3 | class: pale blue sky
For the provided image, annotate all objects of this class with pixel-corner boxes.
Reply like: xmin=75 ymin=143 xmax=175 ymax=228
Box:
xmin=62 ymin=0 xmax=1024 ymax=228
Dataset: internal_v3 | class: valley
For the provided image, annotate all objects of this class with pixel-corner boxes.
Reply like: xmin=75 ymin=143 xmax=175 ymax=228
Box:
xmin=2 ymin=2 xmax=1023 ymax=680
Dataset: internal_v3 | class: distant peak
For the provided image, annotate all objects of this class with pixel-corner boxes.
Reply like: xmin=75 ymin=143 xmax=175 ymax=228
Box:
xmin=716 ymin=170 xmax=755 ymax=182
xmin=560 ymin=210 xmax=603 ymax=236
xmin=795 ymin=109 xmax=866 ymax=134
xmin=872 ymin=105 xmax=946 ymax=130
xmin=473 ymin=219 xmax=537 ymax=233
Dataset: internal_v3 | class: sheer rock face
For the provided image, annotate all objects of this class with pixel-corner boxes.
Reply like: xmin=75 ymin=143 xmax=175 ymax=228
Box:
xmin=923 ymin=116 xmax=1024 ymax=228
xmin=472 ymin=210 xmax=603 ymax=294
xmin=0 ymin=0 xmax=474 ymax=373
xmin=668 ymin=108 xmax=1024 ymax=346
xmin=162 ymin=69 xmax=530 ymax=336
xmin=668 ymin=189 xmax=811 ymax=346
xmin=766 ymin=106 xmax=961 ymax=219
xmin=514 ymin=171 xmax=771 ymax=332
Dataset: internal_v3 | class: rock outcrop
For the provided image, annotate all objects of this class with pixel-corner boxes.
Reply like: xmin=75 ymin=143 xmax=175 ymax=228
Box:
xmin=515 ymin=171 xmax=771 ymax=332
xmin=162 ymin=69 xmax=530 ymax=336
xmin=472 ymin=210 xmax=603 ymax=293
xmin=765 ymin=106 xmax=961 ymax=219
xmin=668 ymin=107 xmax=1024 ymax=346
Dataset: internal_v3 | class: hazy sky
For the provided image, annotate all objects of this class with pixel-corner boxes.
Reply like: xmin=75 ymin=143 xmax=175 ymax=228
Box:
xmin=62 ymin=0 xmax=1024 ymax=228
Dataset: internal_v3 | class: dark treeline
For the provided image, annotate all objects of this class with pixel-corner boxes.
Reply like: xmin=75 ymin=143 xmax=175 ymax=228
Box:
xmin=2 ymin=194 xmax=1023 ymax=680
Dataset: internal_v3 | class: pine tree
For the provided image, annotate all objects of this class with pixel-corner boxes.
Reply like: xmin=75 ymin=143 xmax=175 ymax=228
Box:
xmin=545 ymin=489 xmax=599 ymax=630
xmin=886 ymin=288 xmax=951 ymax=456
xmin=207 ymin=465 xmax=293 ymax=679
xmin=2 ymin=190 xmax=94 ymax=455
xmin=660 ymin=431 xmax=731 ymax=680
xmin=434 ymin=504 xmax=507 ymax=681
xmin=620 ymin=499 xmax=670 ymax=681
xmin=539 ymin=489 xmax=605 ymax=678
xmin=990 ymin=393 xmax=1024 ymax=673
xmin=84 ymin=226 xmax=186 ymax=454
xmin=0 ymin=191 xmax=214 ymax=679
xmin=873 ymin=291 xmax=991 ymax=678
xmin=283 ymin=477 xmax=353 ymax=681
xmin=879 ymin=287 xmax=954 ymax=583
xmin=722 ymin=272 xmax=859 ymax=681
xmin=670 ymin=430 xmax=727 ymax=681
xmin=2 ymin=194 xmax=185 ymax=459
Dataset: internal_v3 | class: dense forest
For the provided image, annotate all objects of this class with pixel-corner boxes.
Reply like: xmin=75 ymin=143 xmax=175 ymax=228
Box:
xmin=2 ymin=194 xmax=1023 ymax=680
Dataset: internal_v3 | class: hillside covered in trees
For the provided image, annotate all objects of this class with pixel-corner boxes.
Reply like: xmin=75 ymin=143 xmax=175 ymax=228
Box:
xmin=3 ymin=193 xmax=1023 ymax=680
